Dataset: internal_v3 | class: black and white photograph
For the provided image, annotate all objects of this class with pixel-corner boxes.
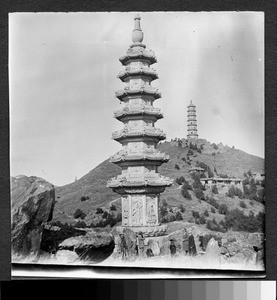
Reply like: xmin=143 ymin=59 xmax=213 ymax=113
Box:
xmin=10 ymin=12 xmax=264 ymax=273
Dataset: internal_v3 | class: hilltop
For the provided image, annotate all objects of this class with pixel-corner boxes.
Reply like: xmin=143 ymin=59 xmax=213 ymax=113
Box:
xmin=52 ymin=138 xmax=264 ymax=224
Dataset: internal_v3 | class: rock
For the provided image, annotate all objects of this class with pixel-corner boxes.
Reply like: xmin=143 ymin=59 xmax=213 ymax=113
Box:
xmin=11 ymin=175 xmax=55 ymax=256
xmin=205 ymin=238 xmax=221 ymax=263
xmin=54 ymin=250 xmax=79 ymax=264
xmin=58 ymin=231 xmax=115 ymax=263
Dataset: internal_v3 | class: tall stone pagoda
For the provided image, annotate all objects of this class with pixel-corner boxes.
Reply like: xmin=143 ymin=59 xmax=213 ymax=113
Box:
xmin=107 ymin=15 xmax=173 ymax=234
xmin=187 ymin=100 xmax=198 ymax=140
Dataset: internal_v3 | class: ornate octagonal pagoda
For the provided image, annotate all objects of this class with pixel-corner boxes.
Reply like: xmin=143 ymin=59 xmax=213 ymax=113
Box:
xmin=107 ymin=15 xmax=173 ymax=234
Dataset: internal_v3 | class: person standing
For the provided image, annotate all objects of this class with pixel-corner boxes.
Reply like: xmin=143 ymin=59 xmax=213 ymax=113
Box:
xmin=137 ymin=232 xmax=144 ymax=260
xmin=169 ymin=239 xmax=177 ymax=257
xmin=182 ymin=229 xmax=189 ymax=255
xmin=120 ymin=234 xmax=127 ymax=260
xmin=188 ymin=230 xmax=197 ymax=256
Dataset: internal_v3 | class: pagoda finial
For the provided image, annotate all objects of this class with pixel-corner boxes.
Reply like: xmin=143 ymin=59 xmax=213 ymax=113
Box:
xmin=132 ymin=14 xmax=144 ymax=43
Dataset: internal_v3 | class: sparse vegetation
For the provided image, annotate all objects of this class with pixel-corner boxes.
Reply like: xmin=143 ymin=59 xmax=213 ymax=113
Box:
xmin=206 ymin=218 xmax=226 ymax=232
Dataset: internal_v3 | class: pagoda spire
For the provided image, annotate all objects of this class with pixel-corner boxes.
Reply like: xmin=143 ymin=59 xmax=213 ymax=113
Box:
xmin=132 ymin=14 xmax=144 ymax=43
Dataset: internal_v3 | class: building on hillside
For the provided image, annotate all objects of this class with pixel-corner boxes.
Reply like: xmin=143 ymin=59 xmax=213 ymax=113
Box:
xmin=107 ymin=15 xmax=173 ymax=235
xmin=200 ymin=177 xmax=242 ymax=188
xmin=187 ymin=100 xmax=198 ymax=140
xmin=189 ymin=167 xmax=205 ymax=175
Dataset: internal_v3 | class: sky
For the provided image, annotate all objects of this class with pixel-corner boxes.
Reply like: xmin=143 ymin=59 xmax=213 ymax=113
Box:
xmin=9 ymin=12 xmax=264 ymax=186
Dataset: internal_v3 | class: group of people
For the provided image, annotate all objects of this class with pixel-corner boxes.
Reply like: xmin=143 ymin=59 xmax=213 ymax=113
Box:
xmin=119 ymin=232 xmax=148 ymax=260
xmin=169 ymin=228 xmax=197 ymax=257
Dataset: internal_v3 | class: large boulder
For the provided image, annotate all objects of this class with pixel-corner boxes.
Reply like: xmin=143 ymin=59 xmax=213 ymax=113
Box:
xmin=58 ymin=231 xmax=115 ymax=263
xmin=11 ymin=175 xmax=55 ymax=256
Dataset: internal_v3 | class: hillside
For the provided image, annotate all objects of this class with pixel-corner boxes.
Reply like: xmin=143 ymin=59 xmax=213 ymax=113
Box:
xmin=52 ymin=139 xmax=264 ymax=224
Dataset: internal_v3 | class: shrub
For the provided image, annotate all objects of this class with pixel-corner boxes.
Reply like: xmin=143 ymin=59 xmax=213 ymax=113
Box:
xmin=175 ymin=164 xmax=180 ymax=170
xmin=176 ymin=176 xmax=185 ymax=185
xmin=207 ymin=197 xmax=219 ymax=209
xmin=199 ymin=215 xmax=206 ymax=224
xmin=169 ymin=214 xmax=177 ymax=222
xmin=175 ymin=211 xmax=183 ymax=221
xmin=195 ymin=188 xmax=205 ymax=200
xmin=181 ymin=184 xmax=192 ymax=199
xmin=102 ymin=211 xmax=108 ymax=218
xmin=162 ymin=199 xmax=168 ymax=207
xmin=224 ymin=209 xmax=264 ymax=232
xmin=182 ymin=157 xmax=186 ymax=162
xmin=188 ymin=217 xmax=194 ymax=223
xmin=188 ymin=149 xmax=194 ymax=155
xmin=96 ymin=207 xmax=104 ymax=214
xmin=211 ymin=185 xmax=218 ymax=194
xmin=207 ymin=166 xmax=214 ymax=178
xmin=75 ymin=220 xmax=87 ymax=228
xmin=204 ymin=209 xmax=209 ymax=217
xmin=160 ymin=206 xmax=168 ymax=218
xmin=192 ymin=210 xmax=200 ymax=219
xmin=80 ymin=196 xmax=89 ymax=201
xmin=206 ymin=218 xmax=226 ymax=232
xmin=73 ymin=208 xmax=86 ymax=219
xmin=211 ymin=207 xmax=216 ymax=213
xmin=239 ymin=201 xmax=247 ymax=208
xmin=218 ymin=204 xmax=229 ymax=215
xmin=110 ymin=204 xmax=117 ymax=211
xmin=226 ymin=185 xmax=243 ymax=198
xmin=179 ymin=204 xmax=185 ymax=213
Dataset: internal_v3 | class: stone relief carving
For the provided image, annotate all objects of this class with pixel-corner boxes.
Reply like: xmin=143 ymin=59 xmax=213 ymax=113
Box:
xmin=122 ymin=197 xmax=129 ymax=226
xmin=131 ymin=197 xmax=144 ymax=226
xmin=146 ymin=196 xmax=157 ymax=224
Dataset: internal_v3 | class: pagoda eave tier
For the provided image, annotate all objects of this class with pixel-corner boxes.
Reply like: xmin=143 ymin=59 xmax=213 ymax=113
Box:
xmin=110 ymin=153 xmax=170 ymax=165
xmin=112 ymin=128 xmax=166 ymax=142
xmin=118 ymin=68 xmax=158 ymax=82
xmin=107 ymin=177 xmax=173 ymax=194
xmin=115 ymin=87 xmax=161 ymax=101
xmin=114 ymin=106 xmax=163 ymax=121
xmin=119 ymin=49 xmax=157 ymax=65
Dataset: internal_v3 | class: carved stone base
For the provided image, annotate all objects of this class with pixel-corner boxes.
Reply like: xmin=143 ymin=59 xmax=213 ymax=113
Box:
xmin=115 ymin=224 xmax=167 ymax=237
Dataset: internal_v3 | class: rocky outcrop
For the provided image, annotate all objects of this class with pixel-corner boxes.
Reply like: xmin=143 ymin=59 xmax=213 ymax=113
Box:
xmin=58 ymin=231 xmax=115 ymax=263
xmin=11 ymin=175 xmax=55 ymax=256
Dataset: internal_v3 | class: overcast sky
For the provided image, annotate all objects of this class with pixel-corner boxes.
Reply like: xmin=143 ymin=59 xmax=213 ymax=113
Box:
xmin=9 ymin=12 xmax=264 ymax=186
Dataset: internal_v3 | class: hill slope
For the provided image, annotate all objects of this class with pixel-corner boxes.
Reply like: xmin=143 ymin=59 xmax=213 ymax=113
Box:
xmin=53 ymin=139 xmax=264 ymax=224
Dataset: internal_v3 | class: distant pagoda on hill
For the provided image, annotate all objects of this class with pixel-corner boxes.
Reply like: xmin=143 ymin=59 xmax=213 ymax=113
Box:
xmin=107 ymin=15 xmax=173 ymax=234
xmin=187 ymin=100 xmax=198 ymax=140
